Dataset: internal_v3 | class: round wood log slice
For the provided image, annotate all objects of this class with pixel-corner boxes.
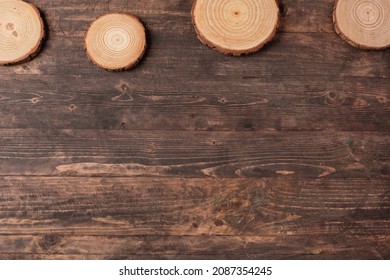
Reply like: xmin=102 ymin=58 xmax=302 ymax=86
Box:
xmin=0 ymin=0 xmax=45 ymax=65
xmin=333 ymin=0 xmax=390 ymax=50
xmin=192 ymin=0 xmax=280 ymax=55
xmin=84 ymin=13 xmax=147 ymax=71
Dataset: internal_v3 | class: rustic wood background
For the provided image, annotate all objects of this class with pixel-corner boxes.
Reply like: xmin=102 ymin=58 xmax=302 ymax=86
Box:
xmin=0 ymin=0 xmax=389 ymax=260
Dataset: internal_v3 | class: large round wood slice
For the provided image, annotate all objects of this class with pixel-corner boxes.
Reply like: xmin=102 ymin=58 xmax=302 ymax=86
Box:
xmin=0 ymin=0 xmax=45 ymax=65
xmin=192 ymin=0 xmax=280 ymax=55
xmin=334 ymin=0 xmax=390 ymax=50
xmin=84 ymin=13 xmax=147 ymax=71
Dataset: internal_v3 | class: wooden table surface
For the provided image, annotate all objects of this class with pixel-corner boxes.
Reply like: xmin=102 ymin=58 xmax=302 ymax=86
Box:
xmin=0 ymin=0 xmax=389 ymax=260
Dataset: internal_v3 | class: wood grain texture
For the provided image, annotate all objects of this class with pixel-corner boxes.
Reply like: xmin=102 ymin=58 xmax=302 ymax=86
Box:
xmin=0 ymin=177 xmax=388 ymax=259
xmin=0 ymin=129 xmax=388 ymax=178
xmin=0 ymin=235 xmax=388 ymax=260
xmin=0 ymin=177 xmax=388 ymax=235
xmin=0 ymin=0 xmax=388 ymax=260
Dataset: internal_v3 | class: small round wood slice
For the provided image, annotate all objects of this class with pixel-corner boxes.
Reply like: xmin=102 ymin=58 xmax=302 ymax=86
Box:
xmin=0 ymin=0 xmax=45 ymax=65
xmin=192 ymin=0 xmax=280 ymax=55
xmin=84 ymin=13 xmax=147 ymax=71
xmin=334 ymin=0 xmax=390 ymax=50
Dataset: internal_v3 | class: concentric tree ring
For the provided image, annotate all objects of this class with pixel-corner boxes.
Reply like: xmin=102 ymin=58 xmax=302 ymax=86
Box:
xmin=0 ymin=0 xmax=45 ymax=65
xmin=333 ymin=0 xmax=390 ymax=50
xmin=192 ymin=0 xmax=280 ymax=55
xmin=84 ymin=13 xmax=147 ymax=71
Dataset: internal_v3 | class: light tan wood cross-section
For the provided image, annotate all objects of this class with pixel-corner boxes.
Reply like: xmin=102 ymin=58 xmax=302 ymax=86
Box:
xmin=334 ymin=0 xmax=390 ymax=50
xmin=84 ymin=13 xmax=147 ymax=71
xmin=0 ymin=0 xmax=45 ymax=65
xmin=192 ymin=0 xmax=280 ymax=55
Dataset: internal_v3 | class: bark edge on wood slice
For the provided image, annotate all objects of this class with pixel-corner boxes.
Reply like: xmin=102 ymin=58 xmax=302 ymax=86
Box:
xmin=0 ymin=0 xmax=45 ymax=65
xmin=333 ymin=0 xmax=390 ymax=50
xmin=192 ymin=0 xmax=280 ymax=56
xmin=84 ymin=13 xmax=147 ymax=71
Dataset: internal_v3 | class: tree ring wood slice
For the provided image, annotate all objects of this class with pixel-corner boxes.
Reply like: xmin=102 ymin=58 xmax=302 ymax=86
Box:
xmin=333 ymin=0 xmax=390 ymax=50
xmin=84 ymin=13 xmax=147 ymax=71
xmin=192 ymin=0 xmax=280 ymax=55
xmin=0 ymin=0 xmax=45 ymax=65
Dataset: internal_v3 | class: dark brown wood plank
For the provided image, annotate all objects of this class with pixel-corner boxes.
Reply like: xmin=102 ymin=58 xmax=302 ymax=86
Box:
xmin=2 ymin=1 xmax=389 ymax=81
xmin=0 ymin=76 xmax=388 ymax=131
xmin=0 ymin=130 xmax=388 ymax=178
xmin=0 ymin=177 xmax=388 ymax=236
xmin=2 ymin=33 xmax=388 ymax=79
xmin=0 ymin=176 xmax=388 ymax=259
xmin=0 ymin=235 xmax=388 ymax=260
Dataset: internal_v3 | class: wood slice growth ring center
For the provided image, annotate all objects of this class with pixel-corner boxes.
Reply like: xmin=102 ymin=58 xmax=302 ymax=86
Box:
xmin=0 ymin=0 xmax=45 ymax=65
xmin=84 ymin=13 xmax=147 ymax=71
xmin=192 ymin=0 xmax=280 ymax=55
xmin=334 ymin=0 xmax=390 ymax=49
